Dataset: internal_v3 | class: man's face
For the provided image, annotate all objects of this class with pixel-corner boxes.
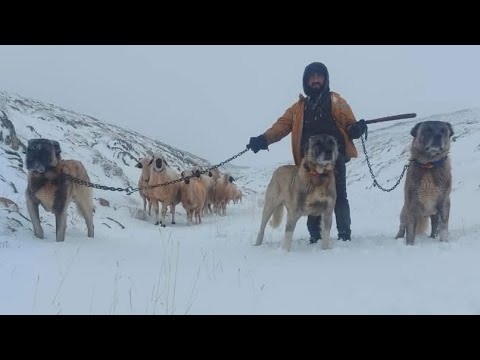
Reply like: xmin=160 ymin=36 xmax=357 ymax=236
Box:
xmin=307 ymin=72 xmax=325 ymax=90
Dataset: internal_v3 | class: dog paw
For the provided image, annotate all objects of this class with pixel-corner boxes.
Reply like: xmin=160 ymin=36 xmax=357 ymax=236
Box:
xmin=320 ymin=241 xmax=331 ymax=250
xmin=281 ymin=244 xmax=291 ymax=252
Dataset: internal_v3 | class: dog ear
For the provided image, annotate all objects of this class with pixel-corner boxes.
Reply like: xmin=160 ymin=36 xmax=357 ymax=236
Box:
xmin=446 ymin=122 xmax=454 ymax=137
xmin=410 ymin=122 xmax=423 ymax=137
xmin=300 ymin=140 xmax=310 ymax=157
xmin=52 ymin=140 xmax=61 ymax=157
xmin=27 ymin=139 xmax=39 ymax=149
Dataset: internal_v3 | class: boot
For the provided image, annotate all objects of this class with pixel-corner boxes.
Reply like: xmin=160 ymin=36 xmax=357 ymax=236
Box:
xmin=337 ymin=232 xmax=351 ymax=241
xmin=307 ymin=215 xmax=321 ymax=244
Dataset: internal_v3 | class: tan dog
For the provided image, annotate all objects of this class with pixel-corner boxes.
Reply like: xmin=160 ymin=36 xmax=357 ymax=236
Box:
xmin=395 ymin=121 xmax=454 ymax=245
xmin=255 ymin=134 xmax=338 ymax=251
xmin=25 ymin=139 xmax=94 ymax=242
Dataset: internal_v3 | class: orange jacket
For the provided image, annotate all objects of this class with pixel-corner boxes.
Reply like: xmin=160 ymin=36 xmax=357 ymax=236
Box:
xmin=263 ymin=92 xmax=358 ymax=166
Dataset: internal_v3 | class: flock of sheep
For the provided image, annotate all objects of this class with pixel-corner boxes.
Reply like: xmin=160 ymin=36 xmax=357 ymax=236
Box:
xmin=135 ymin=154 xmax=243 ymax=226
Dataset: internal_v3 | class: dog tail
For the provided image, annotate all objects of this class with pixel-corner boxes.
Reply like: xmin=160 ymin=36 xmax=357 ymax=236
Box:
xmin=416 ymin=215 xmax=429 ymax=235
xmin=269 ymin=205 xmax=284 ymax=228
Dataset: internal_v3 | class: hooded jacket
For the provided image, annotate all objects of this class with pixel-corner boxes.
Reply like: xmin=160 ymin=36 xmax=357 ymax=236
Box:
xmin=263 ymin=62 xmax=358 ymax=165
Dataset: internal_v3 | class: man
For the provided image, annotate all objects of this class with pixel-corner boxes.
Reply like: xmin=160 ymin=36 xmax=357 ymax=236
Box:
xmin=247 ymin=62 xmax=366 ymax=242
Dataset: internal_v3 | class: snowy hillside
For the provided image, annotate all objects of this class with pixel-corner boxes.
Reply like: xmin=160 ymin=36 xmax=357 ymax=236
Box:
xmin=1 ymin=91 xmax=480 ymax=314
xmin=0 ymin=90 xmax=214 ymax=232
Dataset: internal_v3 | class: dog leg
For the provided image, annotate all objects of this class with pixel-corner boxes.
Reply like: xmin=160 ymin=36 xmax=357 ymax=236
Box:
xmin=439 ymin=198 xmax=450 ymax=242
xmin=405 ymin=220 xmax=416 ymax=245
xmin=55 ymin=210 xmax=68 ymax=242
xmin=320 ymin=212 xmax=333 ymax=250
xmin=254 ymin=202 xmax=277 ymax=246
xmin=26 ymin=191 xmax=44 ymax=239
xmin=84 ymin=210 xmax=94 ymax=238
xmin=395 ymin=206 xmax=406 ymax=239
xmin=282 ymin=211 xmax=300 ymax=252
xmin=430 ymin=212 xmax=440 ymax=238
xmin=76 ymin=200 xmax=94 ymax=238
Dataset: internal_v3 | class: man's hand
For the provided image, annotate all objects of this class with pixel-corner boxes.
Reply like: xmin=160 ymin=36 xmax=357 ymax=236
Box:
xmin=348 ymin=120 xmax=367 ymax=139
xmin=247 ymin=135 xmax=269 ymax=153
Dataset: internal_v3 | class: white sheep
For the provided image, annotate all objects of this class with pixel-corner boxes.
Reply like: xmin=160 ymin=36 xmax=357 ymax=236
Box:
xmin=180 ymin=170 xmax=207 ymax=224
xmin=148 ymin=154 xmax=182 ymax=227
xmin=232 ymin=186 xmax=243 ymax=204
xmin=213 ymin=173 xmax=236 ymax=216
xmin=191 ymin=166 xmax=217 ymax=216
xmin=135 ymin=157 xmax=155 ymax=215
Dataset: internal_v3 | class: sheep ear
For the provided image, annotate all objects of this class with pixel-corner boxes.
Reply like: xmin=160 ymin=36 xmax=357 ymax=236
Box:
xmin=163 ymin=159 xmax=169 ymax=167
xmin=410 ymin=122 xmax=422 ymax=137
xmin=195 ymin=169 xmax=201 ymax=178
xmin=208 ymin=171 xmax=213 ymax=177
xmin=135 ymin=162 xmax=143 ymax=168
xmin=148 ymin=158 xmax=154 ymax=166
xmin=229 ymin=176 xmax=235 ymax=183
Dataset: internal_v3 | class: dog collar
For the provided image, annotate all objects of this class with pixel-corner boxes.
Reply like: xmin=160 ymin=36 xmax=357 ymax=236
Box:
xmin=304 ymin=164 xmax=316 ymax=175
xmin=414 ymin=157 xmax=447 ymax=169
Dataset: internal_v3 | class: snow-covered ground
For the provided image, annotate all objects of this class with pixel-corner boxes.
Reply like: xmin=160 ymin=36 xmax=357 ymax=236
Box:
xmin=1 ymin=91 xmax=480 ymax=314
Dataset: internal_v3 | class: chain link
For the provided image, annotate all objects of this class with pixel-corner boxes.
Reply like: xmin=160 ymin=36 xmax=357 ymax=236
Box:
xmin=360 ymin=135 xmax=410 ymax=192
xmin=62 ymin=147 xmax=251 ymax=195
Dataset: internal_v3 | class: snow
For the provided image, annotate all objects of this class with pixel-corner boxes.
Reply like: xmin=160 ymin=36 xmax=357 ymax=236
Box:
xmin=1 ymin=92 xmax=480 ymax=314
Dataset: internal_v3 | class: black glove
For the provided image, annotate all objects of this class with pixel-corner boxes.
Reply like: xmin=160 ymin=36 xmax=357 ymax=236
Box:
xmin=348 ymin=120 xmax=367 ymax=140
xmin=247 ymin=134 xmax=269 ymax=153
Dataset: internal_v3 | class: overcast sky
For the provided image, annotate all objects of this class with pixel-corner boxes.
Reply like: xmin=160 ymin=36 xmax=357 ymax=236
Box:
xmin=1 ymin=45 xmax=479 ymax=166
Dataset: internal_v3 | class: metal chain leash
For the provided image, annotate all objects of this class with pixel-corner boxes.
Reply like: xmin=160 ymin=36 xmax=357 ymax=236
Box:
xmin=360 ymin=135 xmax=410 ymax=192
xmin=62 ymin=147 xmax=251 ymax=195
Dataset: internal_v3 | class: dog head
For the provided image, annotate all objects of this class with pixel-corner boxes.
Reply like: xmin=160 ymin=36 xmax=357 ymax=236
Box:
xmin=303 ymin=134 xmax=338 ymax=174
xmin=410 ymin=121 xmax=454 ymax=160
xmin=25 ymin=139 xmax=61 ymax=173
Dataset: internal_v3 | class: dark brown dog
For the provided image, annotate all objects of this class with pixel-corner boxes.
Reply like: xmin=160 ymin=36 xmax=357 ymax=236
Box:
xmin=25 ymin=139 xmax=94 ymax=242
xmin=395 ymin=121 xmax=454 ymax=245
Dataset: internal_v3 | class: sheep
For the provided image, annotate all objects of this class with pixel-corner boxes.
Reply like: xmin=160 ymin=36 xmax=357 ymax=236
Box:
xmin=232 ymin=187 xmax=243 ymax=204
xmin=213 ymin=173 xmax=236 ymax=216
xmin=148 ymin=154 xmax=182 ymax=227
xmin=135 ymin=157 xmax=155 ymax=215
xmin=191 ymin=166 xmax=216 ymax=216
xmin=180 ymin=170 xmax=207 ymax=224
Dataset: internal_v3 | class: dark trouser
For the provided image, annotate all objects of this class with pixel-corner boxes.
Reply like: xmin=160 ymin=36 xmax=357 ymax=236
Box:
xmin=307 ymin=154 xmax=351 ymax=240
